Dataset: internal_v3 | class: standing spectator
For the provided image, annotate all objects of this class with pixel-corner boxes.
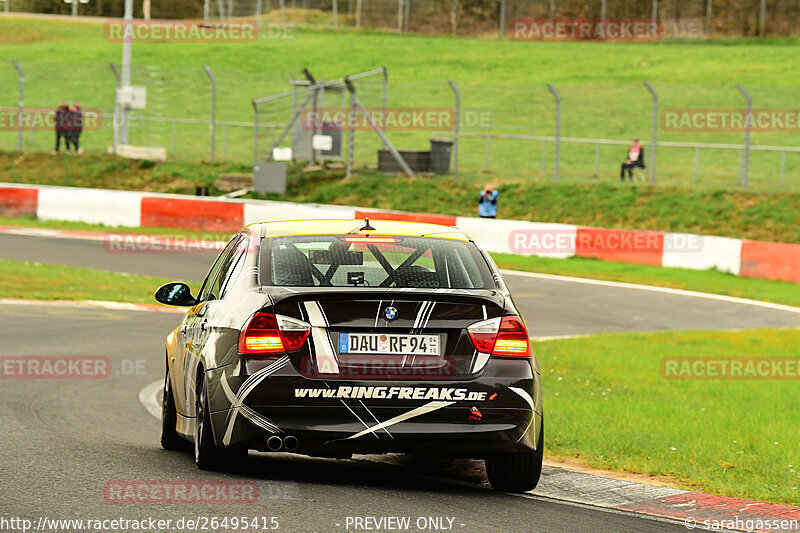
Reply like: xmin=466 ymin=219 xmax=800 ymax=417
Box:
xmin=620 ymin=138 xmax=645 ymax=181
xmin=478 ymin=184 xmax=498 ymax=219
xmin=66 ymin=102 xmax=84 ymax=154
xmin=52 ymin=101 xmax=69 ymax=154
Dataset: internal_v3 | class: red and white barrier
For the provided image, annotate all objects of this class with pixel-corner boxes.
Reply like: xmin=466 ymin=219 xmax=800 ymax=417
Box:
xmin=1 ymin=182 xmax=798 ymax=284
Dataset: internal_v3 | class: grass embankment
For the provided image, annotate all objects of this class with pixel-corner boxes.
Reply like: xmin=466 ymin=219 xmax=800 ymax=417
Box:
xmin=1 ymin=18 xmax=800 ymax=187
xmin=539 ymin=328 xmax=800 ymax=505
xmin=0 ymin=258 xmax=186 ymax=304
xmin=4 ymin=153 xmax=800 ymax=244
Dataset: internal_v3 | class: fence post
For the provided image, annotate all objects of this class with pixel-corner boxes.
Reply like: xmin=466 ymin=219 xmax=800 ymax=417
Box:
xmin=448 ymin=80 xmax=460 ymax=180
xmin=594 ymin=144 xmax=600 ymax=177
xmin=204 ymin=66 xmax=217 ymax=162
xmin=549 ymin=0 xmax=554 ymax=20
xmin=643 ymin=81 xmax=658 ymax=185
xmin=252 ymin=102 xmax=260 ymax=168
xmin=346 ymin=88 xmax=354 ymax=178
xmin=109 ymin=62 xmax=121 ymax=154
xmin=758 ymin=0 xmax=766 ymax=37
xmin=332 ymin=0 xmax=338 ymax=27
xmin=404 ymin=0 xmax=410 ymax=32
xmin=11 ymin=60 xmax=23 ymax=152
xmin=355 ymin=0 xmax=362 ymax=27
xmin=705 ymin=0 xmax=712 ymax=36
xmin=204 ymin=0 xmax=210 ymax=22
xmin=547 ymin=83 xmax=560 ymax=183
xmin=280 ymin=0 xmax=286 ymax=25
xmin=651 ymin=0 xmax=657 ymax=20
xmin=499 ymin=0 xmax=505 ymax=38
xmin=452 ymin=0 xmax=458 ymax=34
xmin=397 ymin=0 xmax=402 ymax=31
xmin=382 ymin=66 xmax=388 ymax=148
xmin=736 ymin=84 xmax=751 ymax=190
xmin=4 ymin=0 xmax=8 ymax=14
xmin=600 ymin=0 xmax=607 ymax=23
xmin=780 ymin=152 xmax=786 ymax=187
xmin=121 ymin=0 xmax=133 ymax=145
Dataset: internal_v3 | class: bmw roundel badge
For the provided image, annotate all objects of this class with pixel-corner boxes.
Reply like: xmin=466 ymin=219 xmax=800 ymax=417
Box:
xmin=384 ymin=306 xmax=398 ymax=321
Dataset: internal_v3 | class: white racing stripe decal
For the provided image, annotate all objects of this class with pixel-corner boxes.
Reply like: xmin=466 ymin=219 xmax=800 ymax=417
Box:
xmin=345 ymin=400 xmax=454 ymax=440
xmin=471 ymin=352 xmax=491 ymax=373
xmin=373 ymin=300 xmax=383 ymax=328
xmin=509 ymin=386 xmax=536 ymax=412
xmin=339 ymin=400 xmax=379 ymax=439
xmin=412 ymin=301 xmax=430 ymax=331
xmin=359 ymin=400 xmax=394 ymax=439
xmin=421 ymin=302 xmax=436 ymax=329
xmin=303 ymin=301 xmax=340 ymax=374
xmin=222 ymin=356 xmax=289 ymax=445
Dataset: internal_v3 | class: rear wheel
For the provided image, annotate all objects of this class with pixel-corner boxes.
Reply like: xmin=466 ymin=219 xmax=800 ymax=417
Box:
xmin=161 ymin=369 xmax=189 ymax=451
xmin=194 ymin=375 xmax=247 ymax=471
xmin=485 ymin=417 xmax=543 ymax=493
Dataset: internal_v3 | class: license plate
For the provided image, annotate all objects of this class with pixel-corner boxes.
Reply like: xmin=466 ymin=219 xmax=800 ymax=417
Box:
xmin=338 ymin=333 xmax=441 ymax=356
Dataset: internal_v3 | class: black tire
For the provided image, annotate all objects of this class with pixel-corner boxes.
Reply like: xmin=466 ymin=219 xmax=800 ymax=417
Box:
xmin=194 ymin=375 xmax=247 ymax=471
xmin=485 ymin=417 xmax=544 ymax=493
xmin=161 ymin=369 xmax=189 ymax=451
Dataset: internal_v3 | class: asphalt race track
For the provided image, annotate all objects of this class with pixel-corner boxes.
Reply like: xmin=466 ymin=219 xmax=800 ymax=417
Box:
xmin=3 ymin=231 xmax=798 ymax=532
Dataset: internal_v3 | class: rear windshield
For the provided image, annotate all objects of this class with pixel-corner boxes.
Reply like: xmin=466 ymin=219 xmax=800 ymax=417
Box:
xmin=261 ymin=235 xmax=494 ymax=289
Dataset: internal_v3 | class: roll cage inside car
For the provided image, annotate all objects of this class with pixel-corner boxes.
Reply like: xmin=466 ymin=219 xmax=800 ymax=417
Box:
xmin=258 ymin=234 xmax=493 ymax=289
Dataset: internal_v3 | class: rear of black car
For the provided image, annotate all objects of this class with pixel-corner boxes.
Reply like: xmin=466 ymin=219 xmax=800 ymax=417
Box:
xmin=210 ymin=231 xmax=543 ymax=491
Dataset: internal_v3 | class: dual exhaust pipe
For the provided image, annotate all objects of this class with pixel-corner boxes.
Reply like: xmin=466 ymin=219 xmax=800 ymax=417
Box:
xmin=266 ymin=435 xmax=298 ymax=452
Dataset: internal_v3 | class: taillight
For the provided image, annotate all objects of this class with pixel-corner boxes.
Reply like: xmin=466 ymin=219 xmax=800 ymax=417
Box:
xmin=493 ymin=316 xmax=530 ymax=357
xmin=467 ymin=316 xmax=530 ymax=358
xmin=238 ymin=312 xmax=311 ymax=355
xmin=467 ymin=317 xmax=501 ymax=353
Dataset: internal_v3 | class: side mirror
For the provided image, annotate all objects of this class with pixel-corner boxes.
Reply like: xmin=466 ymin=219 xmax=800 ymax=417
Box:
xmin=155 ymin=282 xmax=197 ymax=307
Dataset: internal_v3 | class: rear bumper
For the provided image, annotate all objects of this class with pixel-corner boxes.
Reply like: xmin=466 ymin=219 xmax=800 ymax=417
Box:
xmin=205 ymin=357 xmax=542 ymax=458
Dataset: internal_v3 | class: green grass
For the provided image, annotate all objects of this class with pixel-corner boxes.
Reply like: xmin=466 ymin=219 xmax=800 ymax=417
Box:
xmin=1 ymin=18 xmax=800 ymax=189
xmin=0 ymin=258 xmax=187 ymax=304
xmin=494 ymin=253 xmax=800 ymax=307
xmin=538 ymin=328 xmax=800 ymax=504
